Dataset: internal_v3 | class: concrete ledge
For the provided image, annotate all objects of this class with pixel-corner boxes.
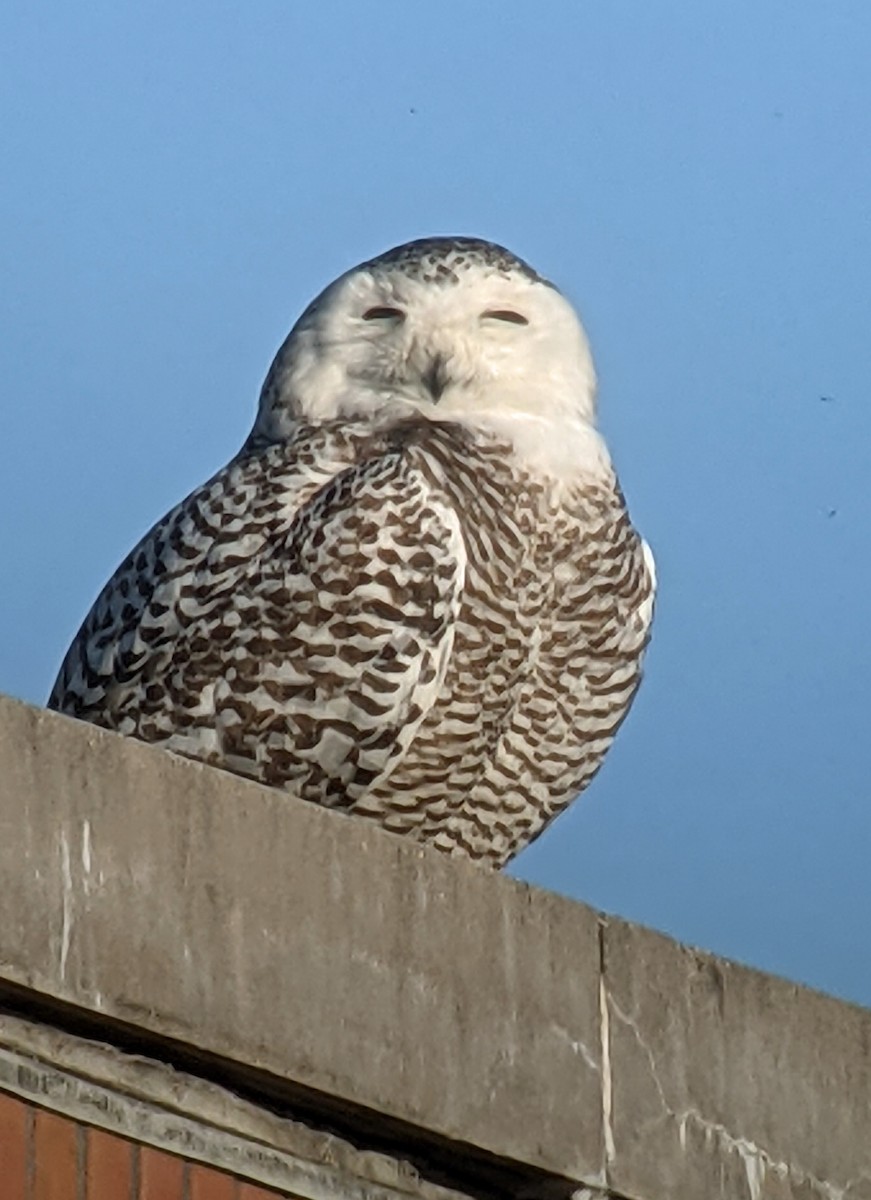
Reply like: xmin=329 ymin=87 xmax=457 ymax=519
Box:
xmin=1 ymin=693 xmax=870 ymax=1199
xmin=0 ymin=1011 xmax=470 ymax=1200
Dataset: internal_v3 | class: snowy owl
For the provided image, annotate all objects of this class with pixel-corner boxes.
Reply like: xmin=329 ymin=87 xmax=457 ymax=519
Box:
xmin=49 ymin=237 xmax=655 ymax=868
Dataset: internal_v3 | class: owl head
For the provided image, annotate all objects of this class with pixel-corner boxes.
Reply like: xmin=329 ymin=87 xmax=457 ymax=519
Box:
xmin=253 ymin=237 xmax=598 ymax=448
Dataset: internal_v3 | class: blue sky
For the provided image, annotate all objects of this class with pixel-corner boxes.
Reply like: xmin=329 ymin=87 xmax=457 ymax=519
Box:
xmin=3 ymin=2 xmax=870 ymax=1006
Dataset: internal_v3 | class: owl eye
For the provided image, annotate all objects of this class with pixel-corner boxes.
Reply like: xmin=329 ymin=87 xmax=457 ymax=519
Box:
xmin=481 ymin=309 xmax=529 ymax=326
xmin=362 ymin=306 xmax=405 ymax=322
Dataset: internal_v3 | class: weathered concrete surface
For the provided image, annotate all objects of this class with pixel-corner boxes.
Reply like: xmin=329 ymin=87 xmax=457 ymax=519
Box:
xmin=602 ymin=920 xmax=871 ymax=1199
xmin=0 ymin=695 xmax=602 ymax=1194
xmin=1 ymin=692 xmax=870 ymax=1199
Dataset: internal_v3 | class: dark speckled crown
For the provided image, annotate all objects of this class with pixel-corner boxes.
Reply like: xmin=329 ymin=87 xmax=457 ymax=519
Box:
xmin=365 ymin=237 xmax=554 ymax=287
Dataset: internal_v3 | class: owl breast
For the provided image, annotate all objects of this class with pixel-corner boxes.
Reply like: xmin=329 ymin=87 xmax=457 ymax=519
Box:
xmin=351 ymin=421 xmax=654 ymax=867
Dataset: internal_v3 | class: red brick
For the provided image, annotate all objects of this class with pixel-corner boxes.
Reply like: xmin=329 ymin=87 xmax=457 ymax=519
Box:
xmin=33 ymin=1109 xmax=79 ymax=1200
xmin=86 ymin=1127 xmax=133 ymax=1199
xmin=189 ymin=1163 xmax=237 ymax=1200
xmin=139 ymin=1145 xmax=185 ymax=1200
xmin=0 ymin=1093 xmax=29 ymax=1200
xmin=238 ymin=1185 xmax=283 ymax=1199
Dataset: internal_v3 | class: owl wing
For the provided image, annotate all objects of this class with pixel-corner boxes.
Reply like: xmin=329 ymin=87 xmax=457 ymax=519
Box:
xmin=49 ymin=423 xmax=467 ymax=806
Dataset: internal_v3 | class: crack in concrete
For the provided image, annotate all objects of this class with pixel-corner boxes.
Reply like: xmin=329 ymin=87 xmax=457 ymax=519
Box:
xmin=600 ymin=984 xmax=858 ymax=1200
xmin=59 ymin=828 xmax=72 ymax=982
xmin=677 ymin=1108 xmax=860 ymax=1200
xmin=596 ymin=918 xmax=615 ymax=1185
xmin=549 ymin=1022 xmax=600 ymax=1075
xmin=597 ymin=925 xmax=862 ymax=1200
xmin=598 ymin=973 xmax=615 ymax=1169
xmin=81 ymin=817 xmax=92 ymax=885
xmin=603 ymin=990 xmax=671 ymax=1121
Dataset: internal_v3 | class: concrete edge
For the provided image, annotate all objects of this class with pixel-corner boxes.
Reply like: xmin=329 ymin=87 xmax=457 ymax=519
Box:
xmin=0 ymin=1011 xmax=473 ymax=1200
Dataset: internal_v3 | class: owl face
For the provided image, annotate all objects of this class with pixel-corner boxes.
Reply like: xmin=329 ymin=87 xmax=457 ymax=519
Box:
xmin=255 ymin=238 xmax=597 ymax=441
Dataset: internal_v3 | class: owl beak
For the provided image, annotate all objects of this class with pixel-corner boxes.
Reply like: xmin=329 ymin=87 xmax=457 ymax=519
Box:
xmin=421 ymin=352 xmax=451 ymax=403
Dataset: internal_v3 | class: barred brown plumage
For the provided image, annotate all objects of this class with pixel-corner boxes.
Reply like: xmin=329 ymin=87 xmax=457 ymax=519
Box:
xmin=49 ymin=236 xmax=655 ymax=868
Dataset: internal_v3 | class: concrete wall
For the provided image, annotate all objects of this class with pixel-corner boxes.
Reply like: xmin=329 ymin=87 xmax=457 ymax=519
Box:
xmin=1 ymin=693 xmax=870 ymax=1199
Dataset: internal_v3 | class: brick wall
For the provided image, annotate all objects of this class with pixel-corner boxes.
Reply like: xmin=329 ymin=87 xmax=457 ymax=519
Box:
xmin=0 ymin=1093 xmax=284 ymax=1200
